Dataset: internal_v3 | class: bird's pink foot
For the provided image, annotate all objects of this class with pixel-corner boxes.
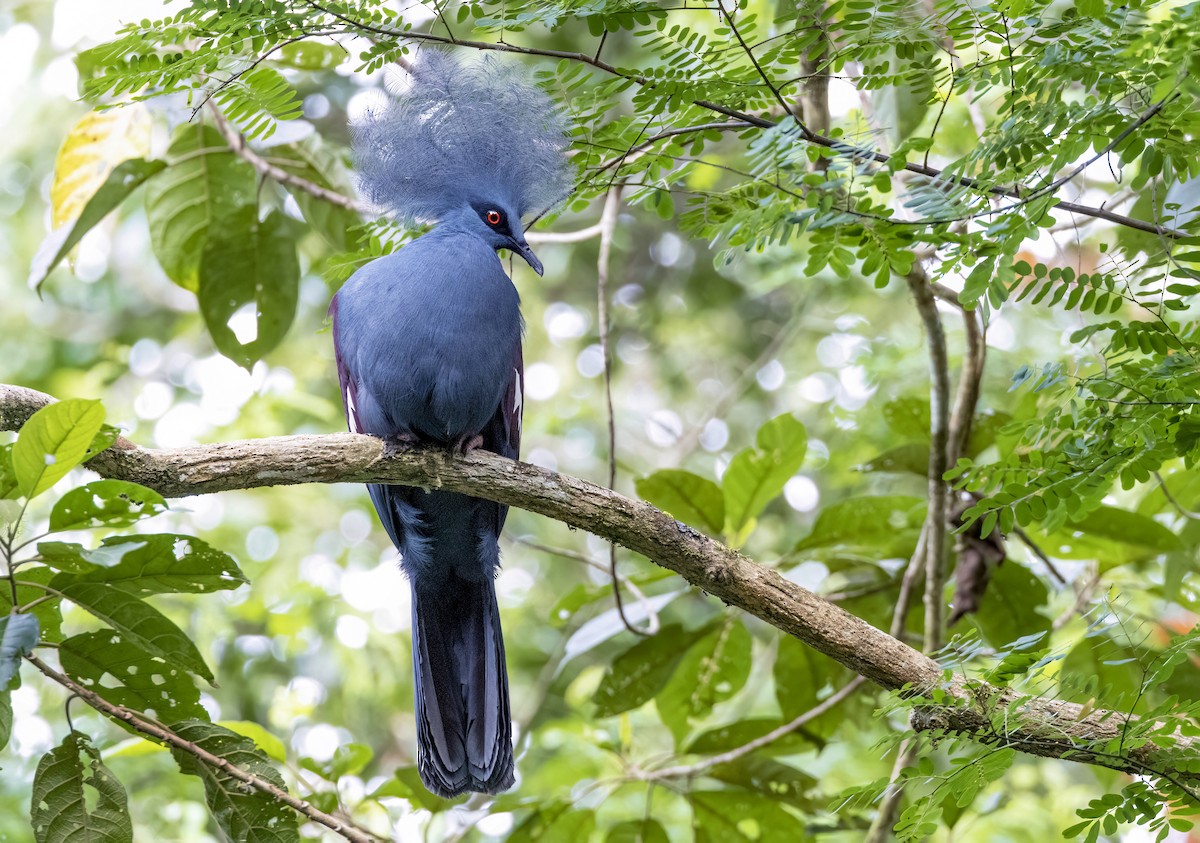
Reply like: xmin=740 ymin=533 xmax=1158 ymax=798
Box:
xmin=387 ymin=432 xmax=419 ymax=450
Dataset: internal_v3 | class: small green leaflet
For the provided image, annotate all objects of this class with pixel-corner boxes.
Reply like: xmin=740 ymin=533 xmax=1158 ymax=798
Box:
xmin=30 ymin=731 xmax=133 ymax=843
xmin=13 ymin=399 xmax=106 ymax=499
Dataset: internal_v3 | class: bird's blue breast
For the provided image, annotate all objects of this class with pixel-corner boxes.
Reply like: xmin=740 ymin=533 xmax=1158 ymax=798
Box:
xmin=334 ymin=230 xmax=523 ymax=442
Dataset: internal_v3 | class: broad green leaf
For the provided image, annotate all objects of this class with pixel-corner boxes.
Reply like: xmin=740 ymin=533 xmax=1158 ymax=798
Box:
xmin=637 ymin=468 xmax=725 ymax=535
xmin=708 ymin=756 xmax=818 ymax=810
xmin=30 ymin=731 xmax=133 ymax=843
xmin=58 ymin=631 xmax=207 ymax=723
xmin=13 ymin=399 xmax=106 ymax=498
xmin=882 ymin=397 xmax=931 ymax=440
xmin=52 ymin=582 xmax=213 ymax=680
xmin=49 ymin=480 xmax=167 ymax=531
xmin=49 ymin=105 xmax=151 ymax=229
xmin=144 ymin=123 xmax=257 ymax=290
xmin=795 ymin=495 xmax=925 ymax=554
xmin=593 ymin=623 xmax=705 ymax=717
xmin=656 ymin=617 xmax=752 ymax=742
xmin=607 ymin=819 xmax=670 ymax=843
xmin=198 ymin=207 xmax=300 ymax=367
xmin=723 ymin=414 xmax=808 ymax=539
xmin=29 ymin=158 xmax=166 ymax=290
xmin=0 ymin=691 xmax=10 ymax=752
xmin=48 ymin=533 xmax=247 ymax=595
xmin=0 ymin=612 xmax=38 ymax=689
xmin=510 ymin=802 xmax=596 ymax=842
xmin=970 ymin=561 xmax=1050 ymax=648
xmin=689 ymin=789 xmax=809 ymax=842
xmin=168 ymin=720 xmax=299 ymax=843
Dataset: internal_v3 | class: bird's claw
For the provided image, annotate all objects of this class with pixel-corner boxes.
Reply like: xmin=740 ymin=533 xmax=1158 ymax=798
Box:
xmin=385 ymin=432 xmax=419 ymax=454
xmin=453 ymin=434 xmax=484 ymax=456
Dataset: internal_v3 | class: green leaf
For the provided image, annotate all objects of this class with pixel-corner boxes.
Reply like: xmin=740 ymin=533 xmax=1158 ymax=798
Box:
xmin=593 ymin=623 xmax=705 ymax=717
xmin=59 ymin=631 xmax=208 ymax=723
xmin=49 ymin=480 xmax=167 ymax=531
xmin=858 ymin=443 xmax=930 ymax=475
xmin=689 ymin=790 xmax=809 ymax=842
xmin=144 ymin=123 xmax=257 ymax=291
xmin=970 ymin=561 xmax=1050 ymax=648
xmin=31 ymin=731 xmax=133 ymax=843
xmin=656 ymin=617 xmax=752 ymax=741
xmin=510 ymin=802 xmax=596 ymax=842
xmin=607 ymin=819 xmax=670 ymax=843
xmin=0 ymin=691 xmax=10 ymax=752
xmin=216 ymin=722 xmax=287 ymax=764
xmin=882 ymin=397 xmax=931 ymax=440
xmin=795 ymin=496 xmax=924 ymax=554
xmin=48 ymin=534 xmax=247 ymax=595
xmin=13 ymin=399 xmax=106 ymax=498
xmin=0 ymin=612 xmax=38 ymax=689
xmin=168 ymin=720 xmax=299 ymax=843
xmin=0 ymin=444 xmax=18 ymax=500
xmin=637 ymin=469 xmax=725 ymax=535
xmin=52 ymin=582 xmax=213 ymax=680
xmin=28 ymin=159 xmax=166 ymax=290
xmin=723 ymin=414 xmax=808 ymax=539
xmin=198 ymin=207 xmax=300 ymax=367
xmin=708 ymin=756 xmax=818 ymax=809
xmin=774 ymin=636 xmax=843 ymax=721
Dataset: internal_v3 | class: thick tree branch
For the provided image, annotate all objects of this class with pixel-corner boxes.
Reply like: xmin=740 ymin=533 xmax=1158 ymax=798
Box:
xmin=2 ymin=384 xmax=1197 ymax=786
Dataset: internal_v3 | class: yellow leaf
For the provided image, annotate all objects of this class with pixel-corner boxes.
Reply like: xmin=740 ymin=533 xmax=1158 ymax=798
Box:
xmin=50 ymin=104 xmax=151 ymax=229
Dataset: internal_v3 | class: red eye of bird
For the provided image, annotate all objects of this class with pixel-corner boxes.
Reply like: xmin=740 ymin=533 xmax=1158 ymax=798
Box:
xmin=486 ymin=210 xmax=502 ymax=226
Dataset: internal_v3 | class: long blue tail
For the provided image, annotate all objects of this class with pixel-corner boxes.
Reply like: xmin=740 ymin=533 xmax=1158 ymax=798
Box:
xmin=410 ymin=571 xmax=514 ymax=798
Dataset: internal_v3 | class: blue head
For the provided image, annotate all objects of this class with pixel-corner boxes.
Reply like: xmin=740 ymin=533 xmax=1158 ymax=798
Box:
xmin=353 ymin=52 xmax=571 ymax=275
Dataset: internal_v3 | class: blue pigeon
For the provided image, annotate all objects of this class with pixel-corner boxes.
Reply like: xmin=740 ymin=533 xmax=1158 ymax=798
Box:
xmin=330 ymin=53 xmax=570 ymax=798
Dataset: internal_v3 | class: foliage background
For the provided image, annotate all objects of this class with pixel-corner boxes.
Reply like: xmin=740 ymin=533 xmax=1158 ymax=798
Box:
xmin=0 ymin=0 xmax=1198 ymax=840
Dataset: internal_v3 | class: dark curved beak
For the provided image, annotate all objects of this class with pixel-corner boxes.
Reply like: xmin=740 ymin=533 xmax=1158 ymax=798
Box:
xmin=511 ymin=238 xmax=544 ymax=276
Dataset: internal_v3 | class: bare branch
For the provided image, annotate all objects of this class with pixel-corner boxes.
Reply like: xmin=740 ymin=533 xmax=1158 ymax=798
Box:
xmin=2 ymin=383 xmax=1197 ymax=783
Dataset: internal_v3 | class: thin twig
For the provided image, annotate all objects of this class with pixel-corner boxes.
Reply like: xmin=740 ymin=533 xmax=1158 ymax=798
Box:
xmin=26 ymin=654 xmax=381 ymax=843
xmin=1011 ymin=526 xmax=1069 ymax=586
xmin=596 ymin=185 xmax=650 ymax=637
xmin=206 ymin=104 xmax=370 ymax=214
